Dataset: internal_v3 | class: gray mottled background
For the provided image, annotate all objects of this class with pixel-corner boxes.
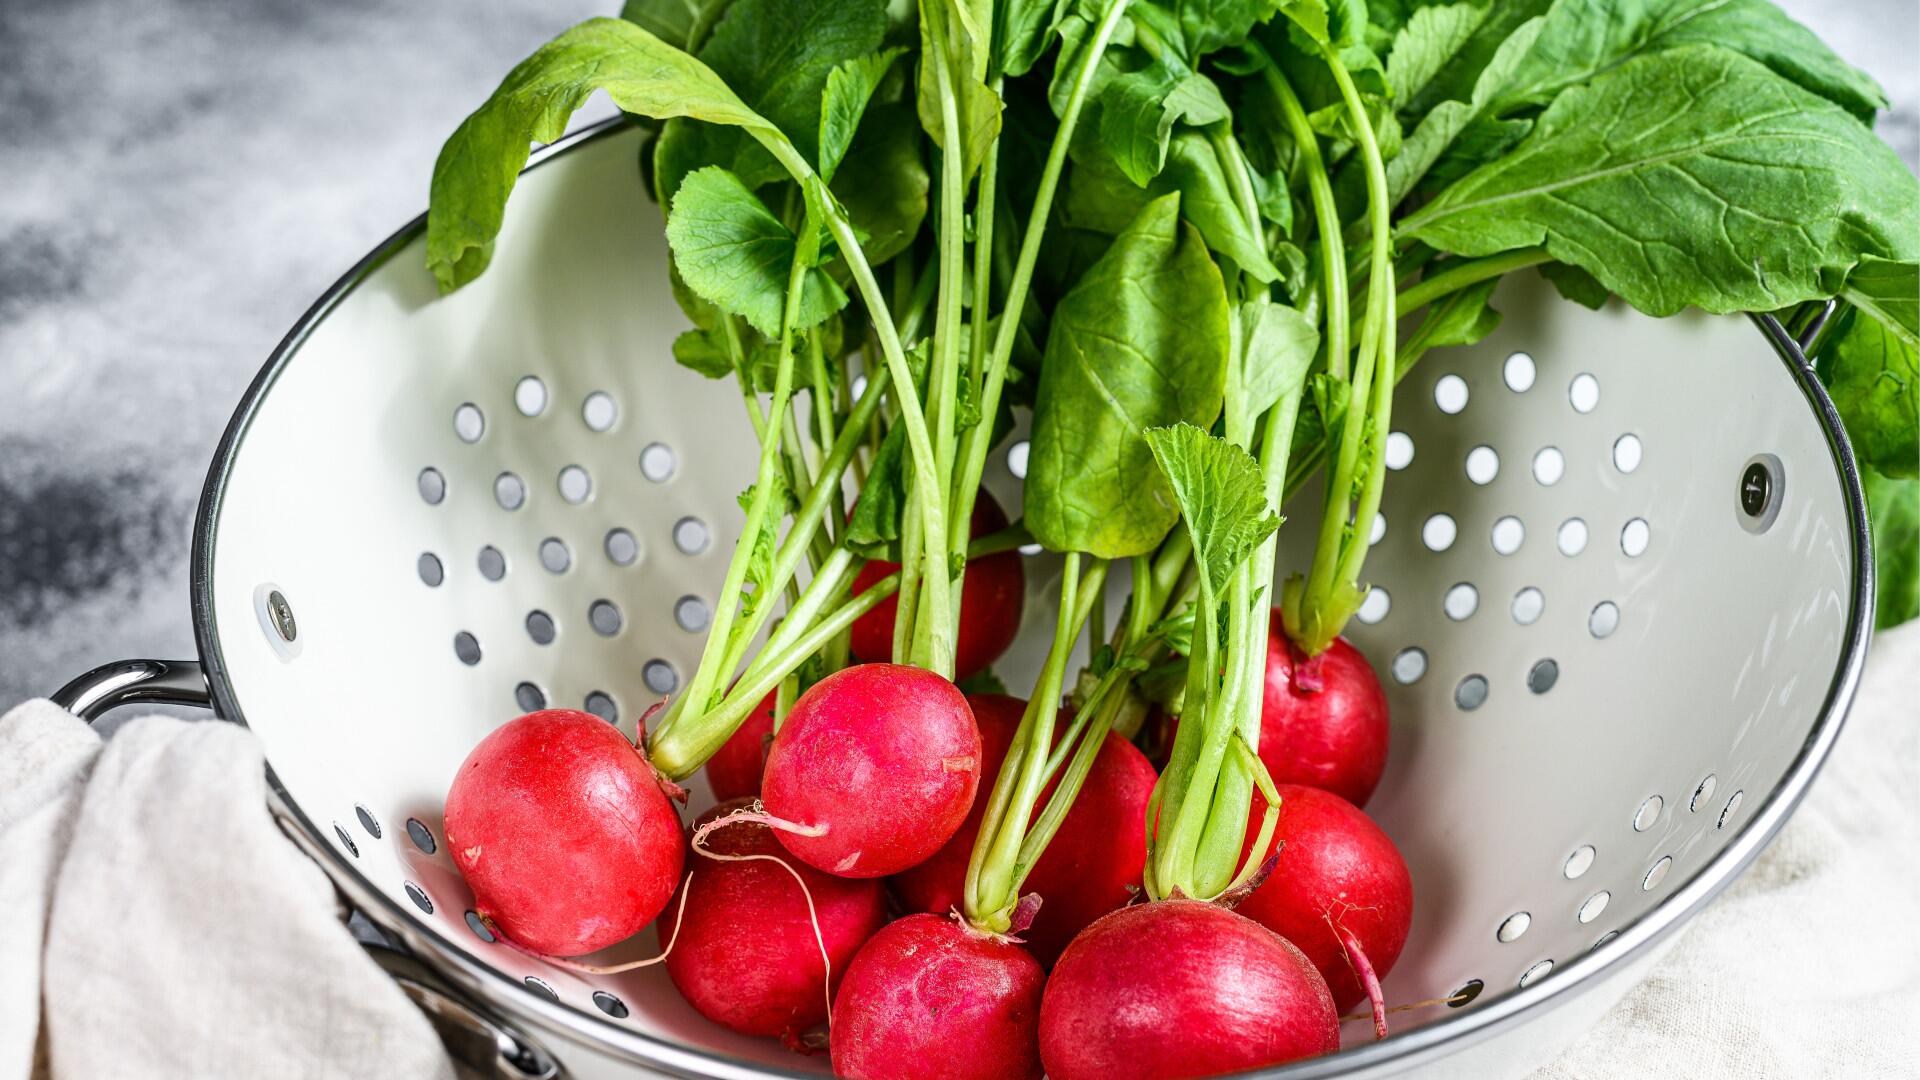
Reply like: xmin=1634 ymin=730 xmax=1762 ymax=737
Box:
xmin=0 ymin=0 xmax=1915 ymax=707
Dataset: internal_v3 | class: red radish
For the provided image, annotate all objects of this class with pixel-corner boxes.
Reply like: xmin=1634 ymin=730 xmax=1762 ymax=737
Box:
xmin=892 ymin=694 xmax=1156 ymax=965
xmin=1237 ymin=783 xmax=1413 ymax=1019
xmin=704 ymin=691 xmax=775 ymax=801
xmin=1259 ymin=618 xmax=1390 ymax=807
xmin=850 ymin=491 xmax=1024 ymax=679
xmin=444 ymin=709 xmax=683 ymax=956
xmin=760 ymin=664 xmax=981 ymax=877
xmin=831 ymin=913 xmax=1046 ymax=1080
xmin=663 ymin=799 xmax=888 ymax=1042
xmin=1039 ymin=899 xmax=1338 ymax=1079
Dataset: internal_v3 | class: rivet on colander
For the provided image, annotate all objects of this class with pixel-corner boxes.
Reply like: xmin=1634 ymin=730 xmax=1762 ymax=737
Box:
xmin=1007 ymin=440 xmax=1031 ymax=479
xmin=585 ymin=691 xmax=619 ymax=723
xmin=515 ymin=682 xmax=547 ymax=712
xmin=526 ymin=611 xmax=557 ymax=646
xmin=1613 ymin=434 xmax=1643 ymax=473
xmin=1390 ymin=647 xmax=1427 ymax=685
xmin=583 ymin=391 xmax=618 ymax=432
xmin=539 ymin=538 xmax=571 ymax=574
xmin=1527 ymin=659 xmax=1560 ymax=695
xmin=1519 ymin=960 xmax=1554 ymax=988
xmin=1503 ymin=352 xmax=1536 ymax=392
xmin=494 ymin=472 xmax=526 ymax=511
xmin=1642 ymin=856 xmax=1673 ymax=892
xmin=1465 ymin=445 xmax=1499 ymax=485
xmin=267 ymin=591 xmax=297 ymax=642
xmin=453 ymin=403 xmax=485 ymax=443
xmin=453 ymin=632 xmax=482 ymax=666
xmin=1497 ymin=912 xmax=1531 ymax=943
xmin=1434 ymin=373 xmax=1469 ymax=415
xmin=417 ymin=553 xmax=444 ymax=587
xmin=593 ymin=991 xmax=630 ymax=1019
xmin=643 ymin=660 xmax=679 ymax=695
xmin=1447 ymin=980 xmax=1484 ymax=1008
xmin=1633 ymin=795 xmax=1663 ymax=832
xmin=605 ymin=528 xmax=640 ymax=566
xmin=354 ymin=805 xmax=382 ymax=839
xmin=640 ymin=443 xmax=676 ymax=482
xmin=1491 ymin=516 xmax=1525 ymax=555
xmin=514 ymin=376 xmax=548 ymax=417
xmin=1511 ymin=587 xmax=1545 ymax=625
xmin=465 ymin=910 xmax=495 ymax=943
xmin=1384 ymin=431 xmax=1414 ymax=470
xmin=1588 ymin=601 xmax=1621 ymax=639
xmin=406 ymin=818 xmax=437 ymax=855
xmin=1454 ymin=674 xmax=1489 ymax=711
xmin=1690 ymin=774 xmax=1718 ymax=812
xmin=1564 ymin=845 xmax=1596 ymax=880
xmin=673 ymin=517 xmax=711 ymax=555
xmin=1568 ymin=373 xmax=1600 ymax=414
xmin=524 ymin=977 xmax=558 ymax=1002
xmin=333 ymin=823 xmax=359 ymax=858
xmin=1578 ymin=890 xmax=1610 ymax=924
xmin=405 ymin=882 xmax=434 ymax=915
xmin=1718 ymin=790 xmax=1744 ymax=829
xmin=478 ymin=546 xmax=507 ymax=582
xmin=1356 ymin=587 xmax=1390 ymax=624
xmin=417 ymin=467 xmax=447 ymax=505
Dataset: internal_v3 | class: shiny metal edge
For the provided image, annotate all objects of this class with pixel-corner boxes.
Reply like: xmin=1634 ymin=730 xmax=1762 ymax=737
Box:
xmin=185 ymin=116 xmax=1877 ymax=1079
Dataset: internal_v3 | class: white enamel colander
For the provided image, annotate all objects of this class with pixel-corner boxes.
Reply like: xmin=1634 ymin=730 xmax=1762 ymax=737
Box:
xmin=55 ymin=118 xmax=1872 ymax=1080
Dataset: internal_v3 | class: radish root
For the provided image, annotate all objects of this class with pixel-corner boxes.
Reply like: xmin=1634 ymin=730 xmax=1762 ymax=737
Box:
xmin=482 ymin=871 xmax=696 ymax=975
xmin=1330 ymin=917 xmax=1388 ymax=1039
xmin=693 ymin=801 xmax=838 ymax=1027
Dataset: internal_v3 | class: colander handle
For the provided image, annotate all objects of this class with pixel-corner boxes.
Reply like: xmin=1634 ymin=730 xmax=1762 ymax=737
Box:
xmin=360 ymin=942 xmax=564 ymax=1080
xmin=52 ymin=658 xmax=212 ymax=721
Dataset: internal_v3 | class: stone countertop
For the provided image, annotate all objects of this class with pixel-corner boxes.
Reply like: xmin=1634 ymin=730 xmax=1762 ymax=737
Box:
xmin=1 ymin=0 xmax=1915 ymax=707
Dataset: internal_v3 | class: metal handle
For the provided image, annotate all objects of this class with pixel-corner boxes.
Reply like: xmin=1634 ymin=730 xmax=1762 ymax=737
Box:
xmin=52 ymin=658 xmax=212 ymax=722
xmin=360 ymin=941 xmax=564 ymax=1079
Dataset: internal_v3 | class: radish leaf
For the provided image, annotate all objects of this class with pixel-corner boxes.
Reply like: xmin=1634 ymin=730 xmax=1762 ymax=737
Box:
xmin=1145 ymin=422 xmax=1281 ymax=596
xmin=666 ymin=167 xmax=850 ymax=336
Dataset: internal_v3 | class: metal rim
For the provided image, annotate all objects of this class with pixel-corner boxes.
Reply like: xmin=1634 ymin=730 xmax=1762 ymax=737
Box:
xmin=187 ymin=116 xmax=1875 ymax=1078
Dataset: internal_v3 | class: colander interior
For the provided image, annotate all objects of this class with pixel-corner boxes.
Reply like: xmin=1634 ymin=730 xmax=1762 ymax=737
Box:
xmin=197 ymin=123 xmax=1860 ymax=1074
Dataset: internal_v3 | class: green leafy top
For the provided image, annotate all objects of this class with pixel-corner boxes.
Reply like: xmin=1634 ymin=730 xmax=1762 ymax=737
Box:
xmin=1145 ymin=422 xmax=1280 ymax=595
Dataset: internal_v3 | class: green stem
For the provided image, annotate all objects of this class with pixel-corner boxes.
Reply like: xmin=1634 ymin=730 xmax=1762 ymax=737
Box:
xmin=1257 ymin=50 xmax=1348 ymax=382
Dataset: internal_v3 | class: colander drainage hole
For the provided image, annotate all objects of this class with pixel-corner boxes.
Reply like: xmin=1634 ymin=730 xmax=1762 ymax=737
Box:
xmin=1369 ymin=514 xmax=1386 ymax=546
xmin=1519 ymin=960 xmax=1554 ymax=988
xmin=1564 ymin=845 xmax=1596 ymax=879
xmin=1690 ymin=774 xmax=1717 ymax=812
xmin=1569 ymin=373 xmax=1600 ymax=414
xmin=1385 ymin=431 xmax=1414 ymax=470
xmin=1454 ymin=674 xmax=1489 ymax=711
xmin=354 ymin=805 xmax=382 ymax=839
xmin=1434 ymin=374 xmax=1469 ymax=414
xmin=1511 ymin=587 xmax=1544 ymax=625
xmin=1447 ymin=980 xmax=1484 ymax=1008
xmin=1532 ymin=447 xmax=1565 ymax=486
xmin=674 ymin=517 xmax=711 ymax=555
xmin=558 ymin=465 xmax=593 ymax=504
xmin=644 ymin=660 xmax=679 ymax=695
xmin=1592 ymin=930 xmax=1620 ymax=951
xmin=1643 ymin=856 xmax=1673 ymax=891
xmin=333 ymin=823 xmax=360 ymax=858
xmin=676 ymin=596 xmax=712 ymax=632
xmin=1497 ymin=912 xmax=1530 ymax=943
xmin=514 ymin=376 xmax=547 ymax=417
xmin=1465 ymin=445 xmax=1499 ymax=485
xmin=1443 ymin=583 xmax=1478 ymax=621
xmin=1007 ymin=440 xmax=1030 ymax=479
xmin=606 ymin=528 xmax=640 ymax=566
xmin=1634 ymin=795 xmax=1663 ymax=832
xmin=1718 ymin=790 xmax=1743 ymax=829
xmin=1621 ymin=518 xmax=1651 ymax=557
xmin=417 ymin=553 xmax=444 ymax=587
xmin=593 ymin=991 xmax=630 ymax=1019
xmin=539 ymin=538 xmax=571 ymax=574
xmin=1391 ymin=648 xmax=1427 ymax=685
xmin=1356 ymin=587 xmax=1390 ymax=624
xmin=589 ymin=600 xmax=623 ymax=637
xmin=585 ymin=691 xmax=619 ymax=723
xmin=454 ymin=632 xmax=482 ymax=666
xmin=478 ymin=546 xmax=507 ymax=581
xmin=1613 ymin=434 xmax=1643 ymax=473
xmin=1578 ymin=891 xmax=1610 ymax=924
xmin=640 ymin=443 xmax=676 ymax=482
xmin=405 ymin=882 xmax=434 ymax=915
xmin=1422 ymin=514 xmax=1458 ymax=552
xmin=524 ymin=977 xmax=558 ymax=1002
xmin=1589 ymin=601 xmax=1621 ymax=639
xmin=454 ymin=403 xmax=485 ymax=442
xmin=1503 ymin=352 xmax=1536 ymax=392
xmin=418 ymin=467 xmax=447 ymax=505
xmin=515 ymin=682 xmax=547 ymax=712
xmin=1556 ymin=519 xmax=1588 ymax=556
xmin=1527 ymin=659 xmax=1559 ymax=694
xmin=1491 ymin=516 xmax=1525 ymax=555
xmin=466 ymin=910 xmax=495 ymax=943
xmin=583 ymin=391 xmax=619 ymax=432
xmin=494 ymin=473 xmax=526 ymax=512
xmin=406 ymin=818 xmax=437 ymax=855
xmin=526 ymin=611 xmax=557 ymax=646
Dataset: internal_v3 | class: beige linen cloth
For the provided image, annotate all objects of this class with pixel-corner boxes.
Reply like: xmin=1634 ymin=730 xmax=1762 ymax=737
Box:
xmin=2 ymin=624 xmax=1916 ymax=1079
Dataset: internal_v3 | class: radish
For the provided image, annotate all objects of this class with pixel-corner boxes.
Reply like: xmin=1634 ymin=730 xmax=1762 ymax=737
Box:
xmin=1237 ymin=783 xmax=1412 ymax=1026
xmin=831 ymin=913 xmax=1046 ymax=1080
xmin=850 ymin=491 xmax=1024 ymax=679
xmin=663 ymin=798 xmax=888 ymax=1043
xmin=759 ymin=663 xmax=981 ymax=877
xmin=1039 ymin=899 xmax=1338 ymax=1079
xmin=703 ymin=691 xmax=775 ymax=801
xmin=444 ymin=709 xmax=683 ymax=956
xmin=893 ymin=694 xmax=1155 ymax=966
xmin=1259 ymin=619 xmax=1390 ymax=807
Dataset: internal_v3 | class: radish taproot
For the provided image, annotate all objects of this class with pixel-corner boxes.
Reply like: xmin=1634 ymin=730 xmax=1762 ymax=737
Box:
xmin=831 ymin=913 xmax=1046 ymax=1080
xmin=1237 ymin=783 xmax=1413 ymax=1022
xmin=703 ymin=691 xmax=775 ymax=801
xmin=663 ymin=799 xmax=887 ymax=1042
xmin=850 ymin=492 xmax=1024 ymax=679
xmin=443 ymin=709 xmax=683 ymax=956
xmin=1259 ymin=621 xmax=1390 ymax=807
xmin=760 ymin=663 xmax=981 ymax=877
xmin=892 ymin=694 xmax=1155 ymax=965
xmin=1039 ymin=899 xmax=1338 ymax=1079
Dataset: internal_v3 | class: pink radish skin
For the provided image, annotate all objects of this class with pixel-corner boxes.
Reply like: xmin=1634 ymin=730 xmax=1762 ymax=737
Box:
xmin=892 ymin=695 xmax=1156 ymax=966
xmin=831 ymin=913 xmax=1046 ymax=1080
xmin=663 ymin=799 xmax=888 ymax=1042
xmin=761 ymin=664 xmax=981 ymax=878
xmin=444 ymin=709 xmax=684 ymax=956
xmin=1259 ymin=622 xmax=1390 ymax=807
xmin=1039 ymin=899 xmax=1338 ymax=1079
xmin=704 ymin=691 xmax=776 ymax=802
xmin=1237 ymin=783 xmax=1413 ymax=1015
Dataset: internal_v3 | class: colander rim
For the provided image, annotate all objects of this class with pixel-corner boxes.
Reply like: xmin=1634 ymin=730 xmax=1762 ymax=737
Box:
xmin=186 ymin=117 xmax=1875 ymax=1079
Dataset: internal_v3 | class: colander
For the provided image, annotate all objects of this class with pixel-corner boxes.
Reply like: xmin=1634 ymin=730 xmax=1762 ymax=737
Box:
xmin=53 ymin=118 xmax=1872 ymax=1080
